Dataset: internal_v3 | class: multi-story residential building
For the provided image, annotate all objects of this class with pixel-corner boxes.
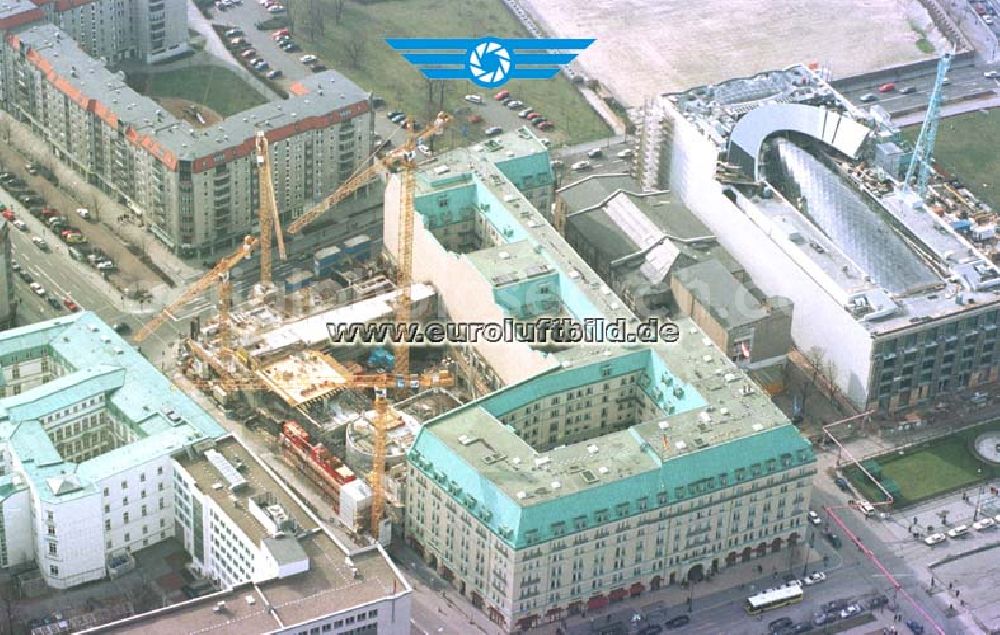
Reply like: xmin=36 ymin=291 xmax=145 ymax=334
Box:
xmin=39 ymin=0 xmax=189 ymax=64
xmin=637 ymin=65 xmax=1000 ymax=412
xmin=0 ymin=15 xmax=373 ymax=257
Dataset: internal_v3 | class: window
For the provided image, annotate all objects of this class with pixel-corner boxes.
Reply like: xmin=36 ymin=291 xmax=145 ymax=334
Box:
xmin=49 ymin=566 xmax=58 ymax=576
xmin=48 ymin=542 xmax=57 ymax=556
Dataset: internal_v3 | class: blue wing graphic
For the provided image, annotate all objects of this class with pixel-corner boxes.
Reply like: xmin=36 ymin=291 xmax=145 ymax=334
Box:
xmin=386 ymin=37 xmax=594 ymax=86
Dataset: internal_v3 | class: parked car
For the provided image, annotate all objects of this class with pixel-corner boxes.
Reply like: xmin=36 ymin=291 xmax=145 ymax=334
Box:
xmin=571 ymin=160 xmax=591 ymax=171
xmin=494 ymin=89 xmax=510 ymax=101
xmin=267 ymin=5 xmax=286 ymax=13
xmin=973 ymin=517 xmax=996 ymax=531
xmin=905 ymin=620 xmax=924 ymax=634
xmin=947 ymin=524 xmax=970 ymax=538
xmin=924 ymin=532 xmax=947 ymax=545
xmin=224 ymin=28 xmax=243 ymax=38
xmin=878 ymin=82 xmax=896 ymax=93
xmin=272 ymin=28 xmax=290 ymax=38
xmin=526 ymin=112 xmax=543 ymax=121
xmin=616 ymin=148 xmax=634 ymax=159
xmin=13 ymin=219 xmax=27 ymax=231
xmin=47 ymin=297 xmax=61 ymax=310
xmin=986 ymin=71 xmax=999 ymax=79
xmin=834 ymin=476 xmax=851 ymax=491
xmin=1 ymin=209 xmax=14 ymax=221
xmin=484 ymin=126 xmax=503 ymax=136
xmin=664 ymin=615 xmax=690 ymax=629
xmin=839 ymin=603 xmax=862 ymax=619
xmin=29 ymin=282 xmax=45 ymax=296
xmin=311 ymin=64 xmax=327 ymax=73
xmin=824 ymin=531 xmax=842 ymax=548
xmin=538 ymin=121 xmax=554 ymax=131
xmin=63 ymin=298 xmax=80 ymax=312
xmin=113 ymin=322 xmax=132 ymax=335
xmin=506 ymin=100 xmax=524 ymax=109
xmin=464 ymin=94 xmax=483 ymax=104
xmin=868 ymin=595 xmax=889 ymax=609
xmin=300 ymin=54 xmax=318 ymax=65
xmin=807 ymin=510 xmax=822 ymax=525
xmin=32 ymin=236 xmax=48 ymax=251
xmin=518 ymin=108 xmax=534 ymax=118
xmin=769 ymin=617 xmax=793 ymax=632
xmin=266 ymin=70 xmax=283 ymax=79
xmin=587 ymin=148 xmax=603 ymax=159
xmin=240 ymin=49 xmax=257 ymax=59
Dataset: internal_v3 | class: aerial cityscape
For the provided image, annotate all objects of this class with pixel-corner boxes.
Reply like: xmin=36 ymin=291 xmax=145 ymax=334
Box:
xmin=1 ymin=0 xmax=1000 ymax=634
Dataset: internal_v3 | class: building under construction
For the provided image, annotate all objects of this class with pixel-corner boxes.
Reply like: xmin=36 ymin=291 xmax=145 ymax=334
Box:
xmin=637 ymin=63 xmax=1000 ymax=413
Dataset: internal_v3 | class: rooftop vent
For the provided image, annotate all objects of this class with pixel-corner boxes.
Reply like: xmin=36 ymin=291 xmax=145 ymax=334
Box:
xmin=597 ymin=466 xmax=609 ymax=474
xmin=586 ymin=444 xmax=599 ymax=455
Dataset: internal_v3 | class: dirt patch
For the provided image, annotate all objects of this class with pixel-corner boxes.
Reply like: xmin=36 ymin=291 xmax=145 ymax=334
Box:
xmin=523 ymin=0 xmax=940 ymax=106
xmin=157 ymin=97 xmax=223 ymax=128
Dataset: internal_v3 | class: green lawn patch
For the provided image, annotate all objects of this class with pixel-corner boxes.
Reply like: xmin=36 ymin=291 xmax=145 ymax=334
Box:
xmin=903 ymin=109 xmax=1000 ymax=212
xmin=127 ymin=65 xmax=266 ymax=117
xmin=286 ymin=0 xmax=610 ymax=146
xmin=845 ymin=419 xmax=1000 ymax=508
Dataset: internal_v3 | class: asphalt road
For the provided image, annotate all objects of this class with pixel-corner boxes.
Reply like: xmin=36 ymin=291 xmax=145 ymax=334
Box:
xmin=834 ymin=57 xmax=998 ymax=115
xmin=207 ymin=0 xmax=311 ymax=88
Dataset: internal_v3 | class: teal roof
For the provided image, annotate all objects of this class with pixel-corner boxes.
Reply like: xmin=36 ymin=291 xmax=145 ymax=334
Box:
xmin=0 ymin=312 xmax=227 ymax=503
xmin=409 ymin=351 xmax=813 ymax=549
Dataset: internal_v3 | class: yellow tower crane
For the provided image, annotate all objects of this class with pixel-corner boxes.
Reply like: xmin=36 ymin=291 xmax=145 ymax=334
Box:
xmin=283 ymin=112 xmax=452 ymax=540
xmin=254 ymin=131 xmax=287 ymax=292
xmin=134 ymin=235 xmax=257 ymax=350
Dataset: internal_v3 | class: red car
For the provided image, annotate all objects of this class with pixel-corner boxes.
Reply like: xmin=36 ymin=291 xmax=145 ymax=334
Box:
xmin=40 ymin=208 xmax=58 ymax=219
xmin=1 ymin=209 xmax=14 ymax=221
xmin=272 ymin=28 xmax=289 ymax=39
xmin=538 ymin=121 xmax=554 ymax=131
xmin=494 ymin=89 xmax=510 ymax=101
xmin=878 ymin=82 xmax=896 ymax=93
xmin=63 ymin=298 xmax=80 ymax=312
xmin=526 ymin=112 xmax=543 ymax=121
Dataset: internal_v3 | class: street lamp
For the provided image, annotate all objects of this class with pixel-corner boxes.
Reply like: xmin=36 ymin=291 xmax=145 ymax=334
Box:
xmin=975 ymin=469 xmax=985 ymax=521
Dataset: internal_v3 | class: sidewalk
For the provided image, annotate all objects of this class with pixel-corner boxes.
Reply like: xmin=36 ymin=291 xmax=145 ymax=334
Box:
xmin=530 ymin=546 xmax=826 ymax=635
xmin=4 ymin=116 xmax=204 ymax=293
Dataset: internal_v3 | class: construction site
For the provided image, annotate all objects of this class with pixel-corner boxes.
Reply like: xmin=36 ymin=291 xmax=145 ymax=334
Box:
xmin=128 ymin=113 xmax=480 ymax=546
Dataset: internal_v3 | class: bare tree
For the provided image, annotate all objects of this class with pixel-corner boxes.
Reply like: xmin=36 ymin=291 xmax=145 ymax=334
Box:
xmin=0 ymin=118 xmax=9 ymax=144
xmin=307 ymin=0 xmax=326 ymax=37
xmin=345 ymin=37 xmax=366 ymax=68
xmin=334 ymin=0 xmax=347 ymax=23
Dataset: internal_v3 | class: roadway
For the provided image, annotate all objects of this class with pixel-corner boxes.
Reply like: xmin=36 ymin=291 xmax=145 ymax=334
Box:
xmin=834 ymin=56 xmax=998 ymax=116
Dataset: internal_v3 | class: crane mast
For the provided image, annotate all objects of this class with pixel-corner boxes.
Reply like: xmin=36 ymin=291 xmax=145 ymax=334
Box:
xmin=904 ymin=53 xmax=951 ymax=198
xmin=255 ymin=131 xmax=286 ymax=291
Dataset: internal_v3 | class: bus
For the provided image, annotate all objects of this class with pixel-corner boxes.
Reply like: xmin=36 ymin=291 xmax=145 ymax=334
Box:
xmin=745 ymin=585 xmax=804 ymax=615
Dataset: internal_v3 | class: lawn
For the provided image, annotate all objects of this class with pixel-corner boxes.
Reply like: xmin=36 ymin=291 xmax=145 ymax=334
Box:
xmin=286 ymin=0 xmax=610 ymax=146
xmin=845 ymin=419 xmax=1000 ymax=507
xmin=903 ymin=109 xmax=1000 ymax=212
xmin=126 ymin=65 xmax=267 ymax=117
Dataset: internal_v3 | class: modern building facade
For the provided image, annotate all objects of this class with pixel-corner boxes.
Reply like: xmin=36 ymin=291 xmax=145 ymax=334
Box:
xmin=0 ymin=12 xmax=373 ymax=257
xmin=638 ymin=65 xmax=1000 ymax=412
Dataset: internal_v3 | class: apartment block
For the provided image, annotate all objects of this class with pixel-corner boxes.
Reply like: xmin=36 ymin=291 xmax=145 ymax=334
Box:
xmin=0 ymin=16 xmax=372 ymax=256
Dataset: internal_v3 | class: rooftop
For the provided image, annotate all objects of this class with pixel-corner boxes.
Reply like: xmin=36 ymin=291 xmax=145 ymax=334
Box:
xmin=11 ymin=23 xmax=369 ymax=167
xmin=174 ymin=437 xmax=317 ymax=546
xmin=88 ymin=534 xmax=405 ymax=635
xmin=673 ymin=260 xmax=770 ymax=328
xmin=0 ymin=313 xmax=226 ymax=502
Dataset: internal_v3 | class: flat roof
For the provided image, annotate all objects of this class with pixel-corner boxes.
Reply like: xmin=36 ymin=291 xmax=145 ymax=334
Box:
xmin=88 ymin=538 xmax=404 ymax=635
xmin=174 ymin=437 xmax=318 ymax=546
xmin=11 ymin=23 xmax=369 ymax=167
xmin=673 ymin=260 xmax=768 ymax=328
